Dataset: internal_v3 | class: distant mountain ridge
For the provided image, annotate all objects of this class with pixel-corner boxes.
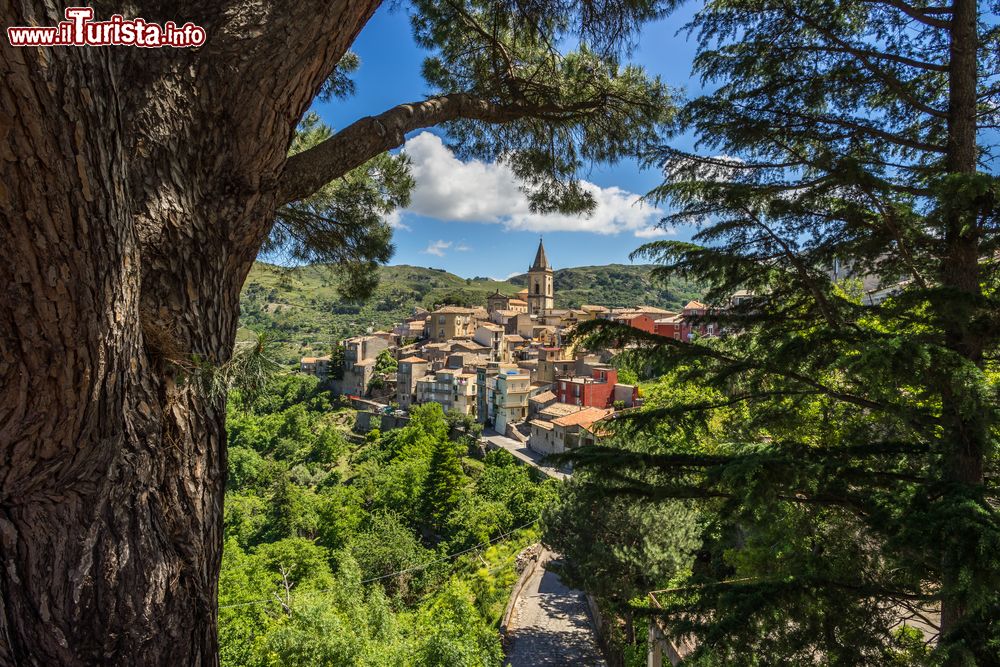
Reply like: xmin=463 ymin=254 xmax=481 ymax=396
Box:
xmin=239 ymin=261 xmax=703 ymax=360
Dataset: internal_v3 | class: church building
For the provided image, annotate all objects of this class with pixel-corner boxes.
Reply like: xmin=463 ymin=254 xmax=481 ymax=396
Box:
xmin=527 ymin=238 xmax=554 ymax=315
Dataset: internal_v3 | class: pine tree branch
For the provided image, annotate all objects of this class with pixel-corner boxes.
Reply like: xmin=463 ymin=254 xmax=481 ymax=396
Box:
xmin=863 ymin=0 xmax=953 ymax=29
xmin=277 ymin=93 xmax=601 ymax=206
xmin=789 ymin=7 xmax=948 ymax=118
xmin=781 ymin=44 xmax=948 ymax=72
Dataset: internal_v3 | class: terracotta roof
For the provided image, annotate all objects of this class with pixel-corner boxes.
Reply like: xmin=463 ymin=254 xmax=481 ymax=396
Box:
xmin=684 ymin=300 xmax=709 ymax=310
xmin=580 ymin=304 xmax=609 ymax=312
xmin=540 ymin=402 xmax=584 ymax=418
xmin=508 ymin=299 xmax=528 ymax=306
xmin=529 ymin=390 xmax=557 ymax=404
xmin=552 ymin=407 xmax=613 ymax=429
xmin=529 ymin=419 xmax=554 ymax=431
xmin=301 ymin=357 xmax=318 ymax=363
xmin=453 ymin=341 xmax=489 ymax=350
xmin=399 ymin=356 xmax=429 ymax=363
xmin=635 ymin=306 xmax=675 ymax=315
xmin=505 ymin=334 xmax=526 ymax=342
xmin=432 ymin=306 xmax=476 ymax=314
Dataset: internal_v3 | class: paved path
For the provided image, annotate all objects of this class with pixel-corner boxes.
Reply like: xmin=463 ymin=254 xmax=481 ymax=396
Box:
xmin=505 ymin=553 xmax=606 ymax=666
xmin=482 ymin=430 xmax=569 ymax=481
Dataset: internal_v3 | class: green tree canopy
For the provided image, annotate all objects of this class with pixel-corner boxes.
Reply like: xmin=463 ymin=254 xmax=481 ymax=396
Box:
xmin=568 ymin=0 xmax=1000 ymax=663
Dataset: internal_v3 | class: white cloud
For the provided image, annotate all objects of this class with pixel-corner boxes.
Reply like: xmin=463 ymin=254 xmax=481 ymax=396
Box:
xmin=402 ymin=132 xmax=671 ymax=238
xmin=634 ymin=225 xmax=674 ymax=238
xmin=420 ymin=239 xmax=471 ymax=257
xmin=422 ymin=239 xmax=452 ymax=257
xmin=385 ymin=209 xmax=410 ymax=231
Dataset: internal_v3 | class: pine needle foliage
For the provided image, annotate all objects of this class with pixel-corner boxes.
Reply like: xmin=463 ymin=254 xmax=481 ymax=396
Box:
xmin=563 ymin=1 xmax=1000 ymax=664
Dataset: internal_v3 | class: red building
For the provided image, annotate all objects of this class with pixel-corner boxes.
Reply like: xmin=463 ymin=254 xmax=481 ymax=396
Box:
xmin=654 ymin=315 xmax=685 ymax=339
xmin=654 ymin=301 xmax=717 ymax=340
xmin=555 ymin=367 xmax=639 ymax=409
xmin=614 ymin=312 xmax=656 ymax=334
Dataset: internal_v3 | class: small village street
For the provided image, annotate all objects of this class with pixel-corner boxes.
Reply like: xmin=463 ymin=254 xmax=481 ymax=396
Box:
xmin=505 ymin=551 xmax=606 ymax=667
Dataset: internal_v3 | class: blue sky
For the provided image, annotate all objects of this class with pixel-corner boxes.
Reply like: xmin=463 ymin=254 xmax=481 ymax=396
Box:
xmin=310 ymin=3 xmax=704 ymax=279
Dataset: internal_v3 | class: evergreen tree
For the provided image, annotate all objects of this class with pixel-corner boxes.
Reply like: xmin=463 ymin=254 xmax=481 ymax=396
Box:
xmin=569 ymin=0 xmax=1000 ymax=664
xmin=423 ymin=437 xmax=468 ymax=535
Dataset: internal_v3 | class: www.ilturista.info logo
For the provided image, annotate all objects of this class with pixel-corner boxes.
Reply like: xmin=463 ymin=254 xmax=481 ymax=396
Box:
xmin=7 ymin=7 xmax=206 ymax=47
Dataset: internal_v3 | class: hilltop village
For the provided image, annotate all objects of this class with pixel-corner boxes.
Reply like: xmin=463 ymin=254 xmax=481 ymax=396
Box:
xmin=299 ymin=239 xmax=718 ymax=457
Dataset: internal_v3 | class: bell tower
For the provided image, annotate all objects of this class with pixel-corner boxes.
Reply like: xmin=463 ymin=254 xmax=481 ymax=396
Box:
xmin=527 ymin=238 xmax=554 ymax=315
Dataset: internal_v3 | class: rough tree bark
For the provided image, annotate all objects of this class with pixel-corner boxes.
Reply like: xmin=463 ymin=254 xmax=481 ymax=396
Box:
xmin=938 ymin=0 xmax=985 ymax=643
xmin=0 ymin=1 xmax=380 ymax=664
xmin=0 ymin=0 xmax=619 ymax=662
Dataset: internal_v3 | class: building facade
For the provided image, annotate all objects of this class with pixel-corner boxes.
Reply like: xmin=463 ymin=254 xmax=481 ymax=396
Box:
xmin=342 ymin=335 xmax=390 ymax=396
xmin=396 ymin=356 xmax=430 ymax=409
xmin=527 ymin=238 xmax=554 ymax=315
xmin=429 ymin=306 xmax=477 ymax=342
xmin=555 ymin=366 xmax=638 ymax=409
xmin=493 ymin=371 xmax=532 ymax=434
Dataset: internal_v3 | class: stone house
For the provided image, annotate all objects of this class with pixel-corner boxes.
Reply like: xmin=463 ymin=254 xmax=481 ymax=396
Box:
xmin=528 ymin=402 xmax=609 ymax=455
xmin=300 ymin=355 xmax=331 ymax=380
xmin=527 ymin=389 xmax=557 ymax=418
xmin=342 ymin=335 xmax=389 ymax=396
xmin=396 ymin=356 xmax=430 ymax=410
xmin=535 ymin=346 xmax=577 ymax=383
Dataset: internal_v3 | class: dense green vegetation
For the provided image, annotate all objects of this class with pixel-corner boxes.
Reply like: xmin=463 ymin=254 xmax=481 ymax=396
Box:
xmin=218 ymin=375 xmax=557 ymax=666
xmin=509 ymin=264 xmax=703 ymax=310
xmin=240 ymin=262 xmax=702 ymax=362
xmin=556 ymin=0 xmax=1000 ymax=664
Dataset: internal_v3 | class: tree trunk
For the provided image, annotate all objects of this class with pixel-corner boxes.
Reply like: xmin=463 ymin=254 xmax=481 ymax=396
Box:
xmin=0 ymin=1 xmax=379 ymax=663
xmin=938 ymin=0 xmax=984 ymax=643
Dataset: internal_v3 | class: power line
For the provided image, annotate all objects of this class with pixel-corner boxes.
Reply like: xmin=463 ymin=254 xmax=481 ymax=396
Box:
xmin=219 ymin=517 xmax=540 ymax=610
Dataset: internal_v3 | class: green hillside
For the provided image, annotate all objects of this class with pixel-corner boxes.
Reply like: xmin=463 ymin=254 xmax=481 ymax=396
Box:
xmin=508 ymin=263 xmax=703 ymax=310
xmin=239 ymin=262 xmax=703 ymax=361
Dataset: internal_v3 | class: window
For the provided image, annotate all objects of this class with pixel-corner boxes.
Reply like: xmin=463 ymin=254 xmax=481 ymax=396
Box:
xmin=438 ymin=315 xmax=445 ymax=324
xmin=534 ymin=283 xmax=540 ymax=294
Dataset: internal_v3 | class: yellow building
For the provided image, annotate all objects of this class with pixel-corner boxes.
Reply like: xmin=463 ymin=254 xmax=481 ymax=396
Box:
xmin=429 ymin=306 xmax=476 ymax=342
